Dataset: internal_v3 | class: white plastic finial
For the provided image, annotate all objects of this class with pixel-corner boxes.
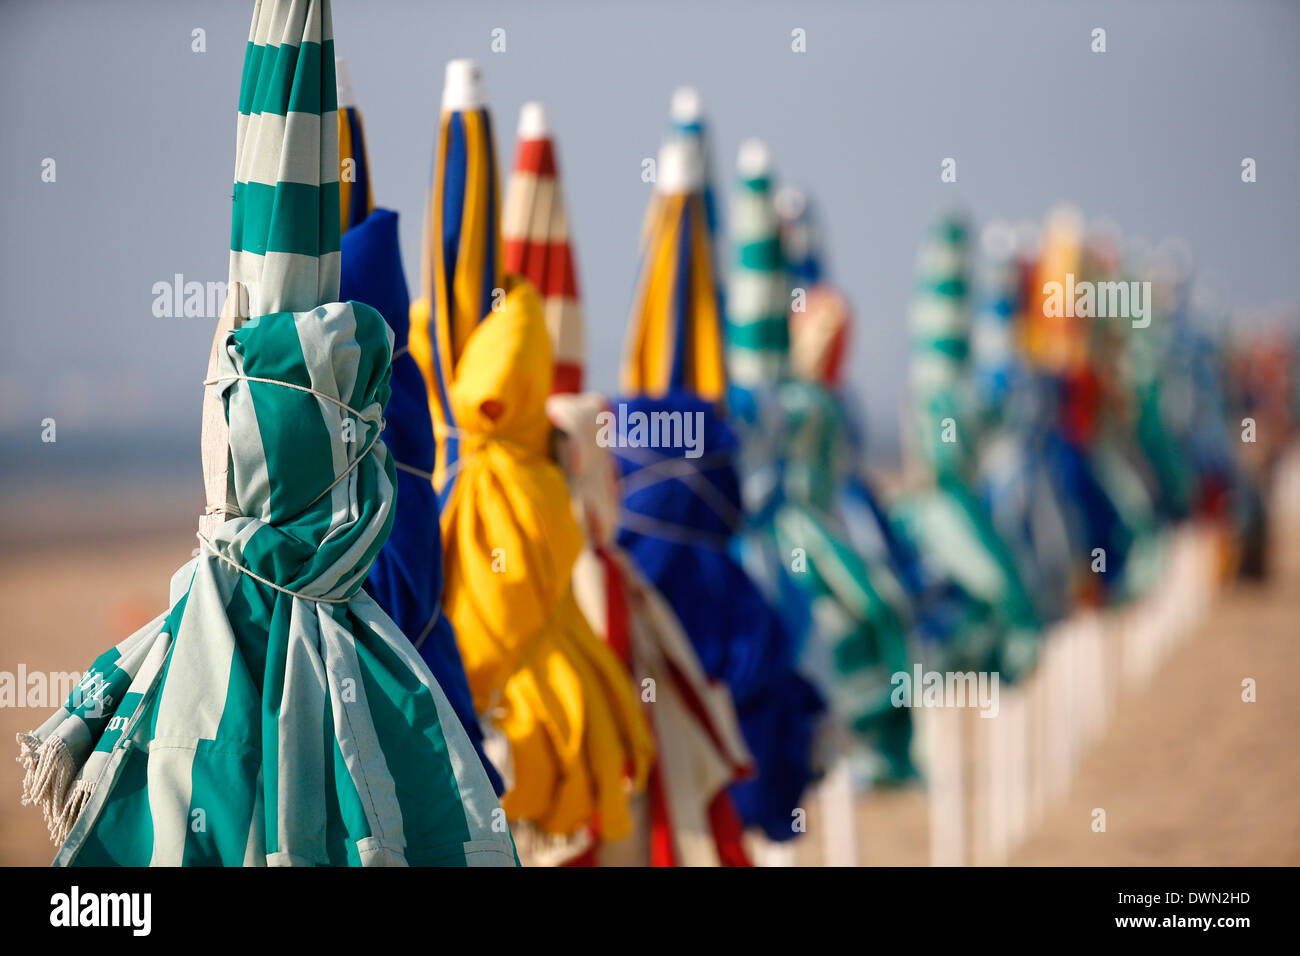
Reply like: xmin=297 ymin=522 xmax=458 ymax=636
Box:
xmin=774 ymin=185 xmax=807 ymax=222
xmin=657 ymin=138 xmax=703 ymax=194
xmin=517 ymin=101 xmax=550 ymax=139
xmin=670 ymin=86 xmax=702 ymax=124
xmin=737 ymin=138 xmax=771 ymax=178
xmin=443 ymin=59 xmax=484 ymax=111
xmin=336 ymin=56 xmax=355 ymax=109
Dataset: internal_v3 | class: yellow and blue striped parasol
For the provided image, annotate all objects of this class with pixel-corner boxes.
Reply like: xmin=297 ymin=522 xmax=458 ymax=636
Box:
xmin=620 ymin=89 xmax=726 ymax=401
xmin=335 ymin=56 xmax=374 ymax=235
xmin=409 ymin=59 xmax=504 ymax=500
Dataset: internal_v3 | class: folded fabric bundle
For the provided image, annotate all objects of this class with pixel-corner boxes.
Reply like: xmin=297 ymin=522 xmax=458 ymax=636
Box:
xmin=550 ymin=392 xmax=754 ymax=865
xmin=428 ymin=281 xmax=655 ymax=839
xmin=409 ymin=64 xmax=653 ymax=844
xmin=21 ymin=300 xmax=514 ymax=867
xmin=501 ymin=103 xmax=746 ymax=863
xmin=337 ymin=85 xmax=502 ymax=794
xmin=769 ymin=386 xmax=916 ymax=779
xmin=614 ymin=392 xmax=823 ymax=839
xmin=16 ymin=0 xmax=515 ymax=867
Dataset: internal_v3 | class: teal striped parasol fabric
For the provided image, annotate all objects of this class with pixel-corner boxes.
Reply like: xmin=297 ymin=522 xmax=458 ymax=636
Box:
xmin=908 ymin=214 xmax=976 ymax=479
xmin=230 ymin=0 xmax=341 ymax=317
xmin=16 ymin=0 xmax=516 ymax=867
xmin=897 ymin=214 xmax=1040 ymax=679
xmin=725 ymin=139 xmax=789 ymax=392
xmin=767 ymin=385 xmax=916 ymax=779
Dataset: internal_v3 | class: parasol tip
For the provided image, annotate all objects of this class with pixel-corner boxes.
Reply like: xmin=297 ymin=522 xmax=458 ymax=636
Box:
xmin=736 ymin=138 xmax=771 ymax=178
xmin=774 ymin=185 xmax=807 ymax=221
xmin=669 ymin=86 xmax=703 ymax=124
xmin=657 ymin=137 xmax=703 ymax=194
xmin=443 ymin=58 xmax=485 ymax=111
xmin=336 ymin=56 xmax=356 ymax=109
xmin=517 ymin=101 xmax=550 ymax=139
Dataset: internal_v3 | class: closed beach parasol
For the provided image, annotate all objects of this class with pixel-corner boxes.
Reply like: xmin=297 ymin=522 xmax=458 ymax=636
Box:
xmin=617 ymin=102 xmax=823 ymax=842
xmin=409 ymin=59 xmax=503 ymax=501
xmin=336 ymin=59 xmax=502 ymax=794
xmin=777 ymin=187 xmax=849 ymax=388
xmin=502 ymin=102 xmax=584 ymax=395
xmin=620 ymin=92 xmax=727 ymax=402
xmin=777 ymin=190 xmax=985 ymax=668
xmin=900 ymin=213 xmax=1039 ymax=678
xmin=335 ymin=56 xmax=372 ymax=234
xmin=506 ymin=101 xmax=752 ymax=863
xmin=970 ymin=220 xmax=1074 ymax=624
xmin=17 ymin=0 xmax=515 ymax=866
xmin=550 ymin=392 xmax=754 ymax=866
xmin=409 ymin=61 xmax=654 ymax=845
xmin=725 ymin=152 xmax=913 ymax=781
xmin=724 ymin=139 xmax=788 ymax=394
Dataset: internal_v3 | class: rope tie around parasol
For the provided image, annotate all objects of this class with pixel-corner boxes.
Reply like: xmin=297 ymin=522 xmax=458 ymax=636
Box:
xmin=202 ymin=372 xmax=386 ymax=514
xmin=613 ymin=445 xmax=744 ymax=529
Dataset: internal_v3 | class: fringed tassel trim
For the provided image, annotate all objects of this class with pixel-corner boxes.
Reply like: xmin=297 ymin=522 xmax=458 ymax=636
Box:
xmin=16 ymin=732 xmax=88 ymax=846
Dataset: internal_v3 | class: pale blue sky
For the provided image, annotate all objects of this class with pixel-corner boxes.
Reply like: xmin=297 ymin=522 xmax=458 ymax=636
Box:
xmin=2 ymin=0 xmax=1297 ymax=479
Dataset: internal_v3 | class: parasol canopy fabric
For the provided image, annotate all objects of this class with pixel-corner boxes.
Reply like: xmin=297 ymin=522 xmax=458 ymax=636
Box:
xmin=336 ymin=73 xmax=502 ymax=795
xmin=725 ymin=162 xmax=913 ymax=779
xmin=409 ymin=59 xmax=504 ymax=501
xmin=1127 ymin=248 xmax=1198 ymax=523
xmin=503 ymin=102 xmax=584 ymax=395
xmin=773 ymin=191 xmax=988 ymax=662
xmin=613 ymin=393 xmax=822 ymax=838
xmin=724 ymin=139 xmax=788 ymax=393
xmin=763 ymin=392 xmax=915 ymax=778
xmin=667 ymin=87 xmax=723 ymax=278
xmin=411 ymin=61 xmax=652 ymax=842
xmin=230 ymin=0 xmax=340 ymax=317
xmin=776 ymin=184 xmax=823 ymax=288
xmin=551 ymin=392 xmax=754 ymax=866
xmin=335 ymin=57 xmax=374 ymax=235
xmin=776 ymin=187 xmax=849 ymax=388
xmin=1029 ymin=210 xmax=1161 ymax=604
xmin=969 ymin=221 xmax=1075 ymax=624
xmin=436 ymin=279 xmax=655 ymax=839
xmin=908 ymin=215 xmax=978 ymax=480
xmin=620 ymin=128 xmax=727 ymax=402
xmin=970 ymin=221 xmax=1021 ymax=415
xmin=899 ymin=213 xmax=1040 ymax=678
xmin=617 ymin=104 xmax=822 ymax=840
xmin=16 ymin=0 xmax=515 ymax=867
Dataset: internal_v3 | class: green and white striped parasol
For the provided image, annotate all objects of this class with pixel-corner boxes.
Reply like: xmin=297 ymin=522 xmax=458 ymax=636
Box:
xmin=16 ymin=0 xmax=515 ymax=867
